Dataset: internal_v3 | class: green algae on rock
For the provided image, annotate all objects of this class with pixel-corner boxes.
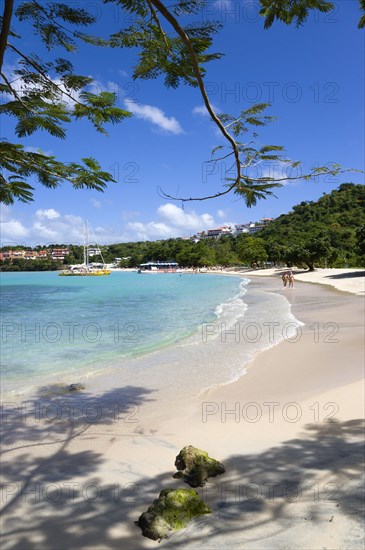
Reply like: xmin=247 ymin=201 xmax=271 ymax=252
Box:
xmin=137 ymin=488 xmax=211 ymax=541
xmin=173 ymin=445 xmax=225 ymax=487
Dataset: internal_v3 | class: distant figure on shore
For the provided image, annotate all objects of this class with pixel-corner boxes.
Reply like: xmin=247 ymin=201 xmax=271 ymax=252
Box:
xmin=288 ymin=271 xmax=295 ymax=288
xmin=282 ymin=272 xmax=289 ymax=287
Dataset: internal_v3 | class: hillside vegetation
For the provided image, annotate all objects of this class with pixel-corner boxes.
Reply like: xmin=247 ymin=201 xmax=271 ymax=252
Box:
xmin=1 ymin=184 xmax=364 ymax=271
xmin=259 ymin=183 xmax=365 ymax=269
xmin=106 ymin=183 xmax=365 ymax=270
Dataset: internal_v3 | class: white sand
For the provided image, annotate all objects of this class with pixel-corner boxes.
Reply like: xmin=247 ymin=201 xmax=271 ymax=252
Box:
xmin=0 ymin=276 xmax=364 ymax=549
xmin=245 ymin=267 xmax=365 ymax=295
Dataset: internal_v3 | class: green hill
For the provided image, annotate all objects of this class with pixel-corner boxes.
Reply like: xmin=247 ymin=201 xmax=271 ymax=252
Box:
xmin=259 ymin=183 xmax=365 ymax=269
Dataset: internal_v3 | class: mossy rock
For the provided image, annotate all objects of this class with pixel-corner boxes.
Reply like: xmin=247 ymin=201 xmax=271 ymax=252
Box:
xmin=173 ymin=445 xmax=225 ymax=487
xmin=68 ymin=383 xmax=85 ymax=392
xmin=137 ymin=488 xmax=211 ymax=541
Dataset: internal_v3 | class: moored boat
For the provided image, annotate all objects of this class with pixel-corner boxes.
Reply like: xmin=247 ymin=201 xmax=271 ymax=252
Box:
xmin=59 ymin=221 xmax=111 ymax=276
xmin=137 ymin=261 xmax=181 ymax=273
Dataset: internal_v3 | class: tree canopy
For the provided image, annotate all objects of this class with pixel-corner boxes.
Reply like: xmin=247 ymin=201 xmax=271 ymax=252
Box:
xmin=1 ymin=0 xmax=364 ymax=205
xmin=259 ymin=183 xmax=365 ymax=269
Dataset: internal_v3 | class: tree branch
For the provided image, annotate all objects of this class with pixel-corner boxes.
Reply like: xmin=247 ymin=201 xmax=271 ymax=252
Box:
xmin=150 ymin=0 xmax=241 ymax=190
xmin=7 ymin=43 xmax=84 ymax=107
xmin=1 ymin=154 xmax=107 ymax=187
xmin=146 ymin=0 xmax=172 ymax=54
xmin=31 ymin=0 xmax=80 ymax=39
xmin=205 ymin=151 xmax=235 ymax=162
xmin=158 ymin=169 xmax=350 ymax=203
xmin=0 ymin=0 xmax=14 ymax=73
xmin=1 ymin=71 xmax=36 ymax=113
xmin=158 ymin=181 xmax=237 ymax=202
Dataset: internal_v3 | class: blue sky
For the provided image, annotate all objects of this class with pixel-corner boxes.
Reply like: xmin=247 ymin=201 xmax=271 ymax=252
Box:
xmin=1 ymin=0 xmax=364 ymax=247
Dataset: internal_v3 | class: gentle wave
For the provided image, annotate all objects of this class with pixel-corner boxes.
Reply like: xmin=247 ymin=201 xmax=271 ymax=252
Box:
xmin=0 ymin=271 xmax=244 ymax=396
xmin=0 ymin=272 xmax=304 ymax=401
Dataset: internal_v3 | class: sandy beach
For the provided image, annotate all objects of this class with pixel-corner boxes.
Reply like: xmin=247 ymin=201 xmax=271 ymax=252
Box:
xmin=245 ymin=266 xmax=365 ymax=296
xmin=0 ymin=269 xmax=364 ymax=549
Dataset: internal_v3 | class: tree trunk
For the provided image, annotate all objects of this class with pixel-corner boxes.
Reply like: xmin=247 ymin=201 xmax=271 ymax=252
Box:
xmin=0 ymin=0 xmax=14 ymax=73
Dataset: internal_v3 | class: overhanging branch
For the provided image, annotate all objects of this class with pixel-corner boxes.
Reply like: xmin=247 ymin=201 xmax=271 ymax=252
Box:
xmin=158 ymin=169 xmax=351 ymax=203
xmin=150 ymin=0 xmax=241 ymax=194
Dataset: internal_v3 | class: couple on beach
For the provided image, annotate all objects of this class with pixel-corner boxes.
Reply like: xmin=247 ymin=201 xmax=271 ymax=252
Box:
xmin=282 ymin=270 xmax=294 ymax=288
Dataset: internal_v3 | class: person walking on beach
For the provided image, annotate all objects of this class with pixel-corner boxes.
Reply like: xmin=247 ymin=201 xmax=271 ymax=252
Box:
xmin=288 ymin=271 xmax=294 ymax=288
xmin=282 ymin=272 xmax=289 ymax=287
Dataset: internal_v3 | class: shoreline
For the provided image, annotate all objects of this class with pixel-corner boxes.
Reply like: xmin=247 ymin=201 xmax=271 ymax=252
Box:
xmin=110 ymin=266 xmax=365 ymax=296
xmin=1 ymin=275 xmax=364 ymax=549
xmin=235 ymin=266 xmax=365 ymax=296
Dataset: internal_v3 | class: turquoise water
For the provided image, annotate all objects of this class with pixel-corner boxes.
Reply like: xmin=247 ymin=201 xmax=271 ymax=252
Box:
xmin=0 ymin=271 xmax=245 ymax=394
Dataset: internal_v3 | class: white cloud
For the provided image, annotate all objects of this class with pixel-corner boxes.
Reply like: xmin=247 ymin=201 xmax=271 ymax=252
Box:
xmin=0 ymin=205 xmax=29 ymax=244
xmin=90 ymin=198 xmax=102 ymax=208
xmin=217 ymin=209 xmax=227 ymax=219
xmin=111 ymin=204 xmax=217 ymax=242
xmin=0 ymin=204 xmax=219 ymax=246
xmin=157 ymin=203 xmax=215 ymax=231
xmin=193 ymin=103 xmax=220 ymax=117
xmin=114 ymin=203 xmax=216 ymax=241
xmin=32 ymin=222 xmax=59 ymax=240
xmin=0 ymin=204 xmax=11 ymax=222
xmin=122 ymin=221 xmax=172 ymax=241
xmin=35 ymin=209 xmax=61 ymax=220
xmin=32 ymin=212 xmax=84 ymax=244
xmin=3 ymin=73 xmax=80 ymax=107
xmin=0 ymin=220 xmax=29 ymax=243
xmin=124 ymin=99 xmax=183 ymax=134
xmin=121 ymin=210 xmax=140 ymax=221
xmin=63 ymin=214 xmax=83 ymax=226
xmin=0 ymin=210 xmax=85 ymax=246
xmin=2 ymin=61 xmax=120 ymax=109
xmin=193 ymin=105 xmax=209 ymax=116
xmin=258 ymin=163 xmax=300 ymax=187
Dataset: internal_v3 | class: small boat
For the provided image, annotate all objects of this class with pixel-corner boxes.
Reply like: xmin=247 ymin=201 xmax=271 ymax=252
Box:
xmin=59 ymin=221 xmax=111 ymax=276
xmin=137 ymin=261 xmax=181 ymax=273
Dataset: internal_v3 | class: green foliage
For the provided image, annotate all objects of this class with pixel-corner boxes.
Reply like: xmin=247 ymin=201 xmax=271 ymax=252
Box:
xmin=106 ymin=2 xmax=223 ymax=89
xmin=0 ymin=258 xmax=61 ymax=271
xmin=1 ymin=0 xmax=362 ymax=206
xmin=259 ymin=0 xmax=334 ymax=29
xmin=1 ymin=1 xmax=131 ymax=203
xmin=259 ymin=0 xmax=364 ymax=30
xmin=73 ymin=92 xmax=131 ymax=134
xmin=15 ymin=1 xmax=95 ymax=51
xmin=0 ymin=143 xmax=115 ymax=204
xmin=260 ymin=183 xmax=365 ymax=268
xmin=358 ymin=0 xmax=365 ymax=29
xmin=236 ymin=235 xmax=268 ymax=267
xmin=355 ymin=225 xmax=365 ymax=259
xmin=65 ymin=244 xmax=84 ymax=264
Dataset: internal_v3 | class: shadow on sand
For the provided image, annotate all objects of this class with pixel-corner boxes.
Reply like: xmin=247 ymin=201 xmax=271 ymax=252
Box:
xmin=1 ymin=383 xmax=364 ymax=550
xmin=325 ymin=271 xmax=365 ymax=280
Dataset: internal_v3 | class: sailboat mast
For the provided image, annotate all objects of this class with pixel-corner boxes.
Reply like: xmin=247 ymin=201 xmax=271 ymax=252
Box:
xmin=59 ymin=218 xmax=110 ymax=276
xmin=83 ymin=221 xmax=88 ymax=269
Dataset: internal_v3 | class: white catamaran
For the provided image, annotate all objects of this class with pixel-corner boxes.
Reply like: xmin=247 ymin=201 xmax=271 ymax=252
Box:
xmin=59 ymin=221 xmax=111 ymax=276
